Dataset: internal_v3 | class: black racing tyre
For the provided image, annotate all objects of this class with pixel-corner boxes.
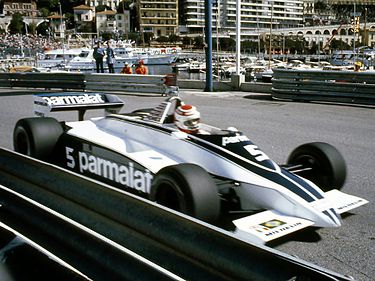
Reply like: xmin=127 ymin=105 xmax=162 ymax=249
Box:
xmin=13 ymin=117 xmax=63 ymax=161
xmin=287 ymin=142 xmax=347 ymax=191
xmin=150 ymin=163 xmax=220 ymax=223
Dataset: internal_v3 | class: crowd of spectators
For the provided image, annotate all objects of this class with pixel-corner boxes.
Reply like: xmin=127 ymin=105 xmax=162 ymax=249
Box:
xmin=0 ymin=34 xmax=63 ymax=58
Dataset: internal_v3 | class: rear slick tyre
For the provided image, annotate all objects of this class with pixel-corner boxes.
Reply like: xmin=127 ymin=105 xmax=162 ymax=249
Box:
xmin=13 ymin=117 xmax=63 ymax=161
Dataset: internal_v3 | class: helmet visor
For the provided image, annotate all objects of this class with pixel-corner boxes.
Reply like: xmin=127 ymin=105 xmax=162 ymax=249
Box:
xmin=184 ymin=118 xmax=200 ymax=129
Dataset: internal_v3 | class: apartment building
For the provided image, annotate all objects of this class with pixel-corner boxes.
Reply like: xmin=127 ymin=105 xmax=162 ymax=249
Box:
xmin=96 ymin=9 xmax=131 ymax=35
xmin=181 ymin=0 xmax=304 ymax=40
xmin=328 ymin=0 xmax=375 ymax=4
xmin=137 ymin=0 xmax=179 ymax=37
xmin=3 ymin=0 xmax=37 ymax=17
xmin=86 ymin=0 xmax=122 ymax=10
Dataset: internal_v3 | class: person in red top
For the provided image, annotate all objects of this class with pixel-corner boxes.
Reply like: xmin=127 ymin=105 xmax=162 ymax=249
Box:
xmin=120 ymin=62 xmax=133 ymax=74
xmin=135 ymin=60 xmax=148 ymax=75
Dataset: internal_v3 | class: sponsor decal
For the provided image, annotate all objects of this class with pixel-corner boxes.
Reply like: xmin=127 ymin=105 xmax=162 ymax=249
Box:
xmin=250 ymin=219 xmax=302 ymax=237
xmin=337 ymin=199 xmax=365 ymax=211
xmin=41 ymin=93 xmax=106 ymax=106
xmin=260 ymin=219 xmax=286 ymax=229
xmin=66 ymin=147 xmax=153 ymax=194
xmin=222 ymin=135 xmax=249 ymax=146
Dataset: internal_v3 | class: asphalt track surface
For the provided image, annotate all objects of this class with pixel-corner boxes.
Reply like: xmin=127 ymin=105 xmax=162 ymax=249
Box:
xmin=0 ymin=88 xmax=374 ymax=281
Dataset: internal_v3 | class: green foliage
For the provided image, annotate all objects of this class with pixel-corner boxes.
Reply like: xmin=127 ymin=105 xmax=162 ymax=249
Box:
xmin=168 ymin=34 xmax=180 ymax=43
xmin=182 ymin=37 xmax=192 ymax=46
xmin=96 ymin=5 xmax=110 ymax=13
xmin=9 ymin=13 xmax=24 ymax=34
xmin=314 ymin=1 xmax=327 ymax=13
xmin=37 ymin=0 xmax=59 ymax=10
xmin=194 ymin=36 xmax=204 ymax=49
xmin=101 ymin=31 xmax=112 ymax=41
xmin=143 ymin=32 xmax=154 ymax=45
xmin=241 ymin=41 xmax=259 ymax=53
xmin=117 ymin=0 xmax=132 ymax=12
xmin=219 ymin=37 xmax=235 ymax=51
xmin=156 ymin=36 xmax=169 ymax=43
xmin=330 ymin=39 xmax=351 ymax=50
xmin=39 ymin=7 xmax=50 ymax=18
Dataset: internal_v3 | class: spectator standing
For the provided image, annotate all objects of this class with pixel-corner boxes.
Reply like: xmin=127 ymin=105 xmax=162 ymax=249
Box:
xmin=106 ymin=41 xmax=115 ymax=73
xmin=93 ymin=41 xmax=105 ymax=73
xmin=120 ymin=62 xmax=133 ymax=74
xmin=135 ymin=60 xmax=148 ymax=75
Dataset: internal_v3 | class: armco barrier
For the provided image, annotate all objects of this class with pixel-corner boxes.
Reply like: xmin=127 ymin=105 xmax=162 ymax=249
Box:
xmin=272 ymin=68 xmax=375 ymax=105
xmin=84 ymin=73 xmax=177 ymax=95
xmin=0 ymin=72 xmax=177 ymax=95
xmin=9 ymin=72 xmax=85 ymax=90
xmin=0 ymin=148 xmax=352 ymax=281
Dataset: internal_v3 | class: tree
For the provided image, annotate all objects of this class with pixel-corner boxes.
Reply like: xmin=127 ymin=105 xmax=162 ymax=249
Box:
xmin=9 ymin=13 xmax=24 ymax=34
xmin=156 ymin=36 xmax=169 ymax=43
xmin=314 ymin=1 xmax=327 ymax=15
xmin=330 ymin=39 xmax=350 ymax=50
xmin=168 ymin=34 xmax=180 ymax=43
xmin=37 ymin=0 xmax=59 ymax=10
xmin=143 ymin=32 xmax=154 ymax=45
xmin=39 ymin=7 xmax=50 ymax=18
xmin=219 ymin=37 xmax=235 ymax=51
xmin=182 ymin=37 xmax=192 ymax=47
xmin=96 ymin=5 xmax=110 ymax=13
xmin=117 ymin=0 xmax=133 ymax=12
xmin=241 ymin=40 xmax=259 ymax=54
xmin=193 ymin=36 xmax=204 ymax=49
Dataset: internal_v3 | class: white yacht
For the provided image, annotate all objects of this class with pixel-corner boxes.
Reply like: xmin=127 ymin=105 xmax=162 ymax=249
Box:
xmin=37 ymin=48 xmax=83 ymax=68
xmin=67 ymin=48 xmax=136 ymax=72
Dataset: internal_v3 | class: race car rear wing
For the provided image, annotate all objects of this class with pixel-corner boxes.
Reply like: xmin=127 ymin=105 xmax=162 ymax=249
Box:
xmin=33 ymin=92 xmax=124 ymax=120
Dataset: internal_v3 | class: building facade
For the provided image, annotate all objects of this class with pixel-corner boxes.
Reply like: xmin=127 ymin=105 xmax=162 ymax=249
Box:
xmin=3 ymin=0 xmax=37 ymax=17
xmin=137 ymin=0 xmax=179 ymax=37
xmin=181 ymin=0 xmax=304 ymax=40
xmin=86 ymin=0 xmax=122 ymax=10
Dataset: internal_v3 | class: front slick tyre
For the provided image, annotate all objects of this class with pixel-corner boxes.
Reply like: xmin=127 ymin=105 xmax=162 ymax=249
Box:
xmin=287 ymin=142 xmax=346 ymax=192
xmin=13 ymin=117 xmax=63 ymax=161
xmin=151 ymin=163 xmax=220 ymax=223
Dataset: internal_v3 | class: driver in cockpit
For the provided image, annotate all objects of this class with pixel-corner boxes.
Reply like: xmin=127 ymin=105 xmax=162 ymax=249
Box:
xmin=174 ymin=104 xmax=202 ymax=134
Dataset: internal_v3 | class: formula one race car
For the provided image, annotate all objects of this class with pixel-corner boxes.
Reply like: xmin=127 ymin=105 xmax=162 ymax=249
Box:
xmin=13 ymin=92 xmax=368 ymax=244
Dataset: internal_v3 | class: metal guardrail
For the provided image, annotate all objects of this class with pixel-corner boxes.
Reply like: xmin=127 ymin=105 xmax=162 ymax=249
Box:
xmin=272 ymin=68 xmax=375 ymax=105
xmin=0 ymin=72 xmax=177 ymax=95
xmin=0 ymin=148 xmax=353 ymax=281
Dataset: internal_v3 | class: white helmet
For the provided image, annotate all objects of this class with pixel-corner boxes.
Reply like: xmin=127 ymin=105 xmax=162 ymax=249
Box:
xmin=174 ymin=104 xmax=201 ymax=133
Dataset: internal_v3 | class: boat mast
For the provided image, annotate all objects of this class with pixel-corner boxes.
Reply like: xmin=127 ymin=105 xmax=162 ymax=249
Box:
xmin=59 ymin=1 xmax=66 ymax=65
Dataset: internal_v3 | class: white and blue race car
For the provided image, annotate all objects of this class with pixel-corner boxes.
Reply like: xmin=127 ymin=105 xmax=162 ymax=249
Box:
xmin=13 ymin=92 xmax=368 ymax=244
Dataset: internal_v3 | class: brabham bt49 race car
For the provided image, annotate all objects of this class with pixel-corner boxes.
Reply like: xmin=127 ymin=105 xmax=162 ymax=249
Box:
xmin=13 ymin=92 xmax=368 ymax=244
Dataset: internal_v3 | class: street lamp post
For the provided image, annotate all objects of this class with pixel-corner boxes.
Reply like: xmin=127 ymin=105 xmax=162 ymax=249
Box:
xmin=235 ymin=0 xmax=241 ymax=75
xmin=268 ymin=1 xmax=273 ymax=69
xmin=204 ymin=0 xmax=213 ymax=92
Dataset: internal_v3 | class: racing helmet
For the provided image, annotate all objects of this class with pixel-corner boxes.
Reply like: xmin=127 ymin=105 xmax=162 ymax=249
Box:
xmin=174 ymin=104 xmax=201 ymax=133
